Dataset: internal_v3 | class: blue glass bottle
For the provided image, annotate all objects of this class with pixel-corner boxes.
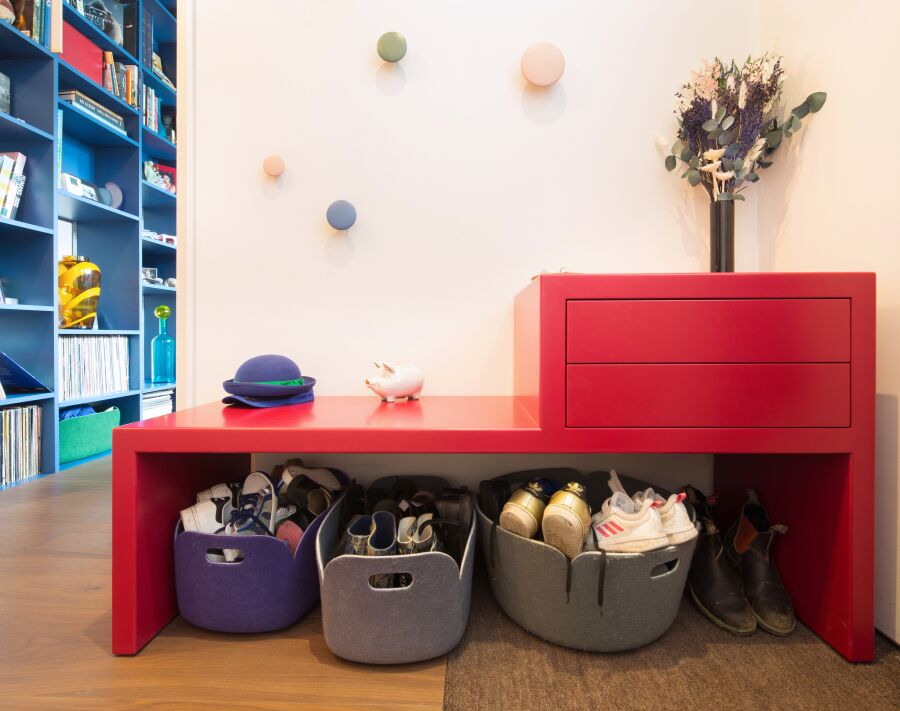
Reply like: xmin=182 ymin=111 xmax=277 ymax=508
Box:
xmin=151 ymin=305 xmax=175 ymax=384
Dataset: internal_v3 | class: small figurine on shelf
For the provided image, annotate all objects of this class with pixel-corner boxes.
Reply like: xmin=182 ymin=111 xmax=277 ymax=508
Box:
xmin=365 ymin=362 xmax=424 ymax=403
xmin=151 ymin=304 xmax=175 ymax=384
xmin=58 ymin=255 xmax=101 ymax=328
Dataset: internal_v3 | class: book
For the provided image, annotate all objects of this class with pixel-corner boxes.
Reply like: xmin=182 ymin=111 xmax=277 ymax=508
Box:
xmin=0 ymin=403 xmax=42 ymax=485
xmin=141 ymin=7 xmax=152 ymax=69
xmin=0 ymin=71 xmax=9 ymax=115
xmin=6 ymin=174 xmax=26 ymax=220
xmin=57 ymin=108 xmax=63 ymax=187
xmin=0 ymin=352 xmax=51 ymax=394
xmin=59 ymin=90 xmax=126 ymax=131
xmin=83 ymin=0 xmax=130 ymax=47
xmin=58 ymin=336 xmax=130 ymax=401
xmin=0 ymin=152 xmax=27 ymax=219
xmin=61 ymin=21 xmax=104 ymax=85
xmin=0 ymin=156 xmax=13 ymax=208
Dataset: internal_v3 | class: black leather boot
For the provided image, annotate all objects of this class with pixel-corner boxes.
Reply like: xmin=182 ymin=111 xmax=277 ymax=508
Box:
xmin=683 ymin=486 xmax=757 ymax=635
xmin=724 ymin=490 xmax=796 ymax=636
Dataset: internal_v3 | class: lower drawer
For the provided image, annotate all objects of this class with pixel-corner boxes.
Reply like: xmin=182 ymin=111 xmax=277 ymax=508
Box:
xmin=566 ymin=364 xmax=850 ymax=428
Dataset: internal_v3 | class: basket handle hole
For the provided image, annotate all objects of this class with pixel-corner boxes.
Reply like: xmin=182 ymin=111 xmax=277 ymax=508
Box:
xmin=207 ymin=549 xmax=244 ymax=563
xmin=650 ymin=559 xmax=679 ymax=578
xmin=367 ymin=573 xmax=413 ymax=589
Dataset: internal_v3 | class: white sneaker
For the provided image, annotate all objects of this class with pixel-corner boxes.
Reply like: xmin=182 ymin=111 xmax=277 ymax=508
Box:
xmin=593 ymin=471 xmax=668 ymax=553
xmin=633 ymin=488 xmax=698 ymax=545
xmin=196 ymin=481 xmax=242 ymax=508
xmin=278 ymin=459 xmax=341 ymax=493
xmin=180 ymin=497 xmax=232 ymax=534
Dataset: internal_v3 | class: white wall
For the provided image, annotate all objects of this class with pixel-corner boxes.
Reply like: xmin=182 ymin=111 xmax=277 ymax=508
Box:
xmin=759 ymin=0 xmax=900 ymax=643
xmin=182 ymin=0 xmax=758 ymax=404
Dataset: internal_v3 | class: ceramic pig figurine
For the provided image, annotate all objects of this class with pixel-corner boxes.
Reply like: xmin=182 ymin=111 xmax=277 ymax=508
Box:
xmin=365 ymin=362 xmax=424 ymax=402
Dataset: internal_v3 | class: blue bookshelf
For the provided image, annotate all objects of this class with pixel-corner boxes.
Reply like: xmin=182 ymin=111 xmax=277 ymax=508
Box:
xmin=0 ymin=2 xmax=177 ymax=490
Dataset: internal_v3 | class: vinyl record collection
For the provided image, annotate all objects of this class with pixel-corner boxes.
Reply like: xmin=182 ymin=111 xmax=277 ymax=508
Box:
xmin=142 ymin=389 xmax=174 ymax=420
xmin=59 ymin=336 xmax=130 ymax=402
xmin=0 ymin=404 xmax=41 ymax=486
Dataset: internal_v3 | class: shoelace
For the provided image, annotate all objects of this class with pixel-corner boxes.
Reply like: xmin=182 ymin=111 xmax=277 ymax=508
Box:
xmin=228 ymin=491 xmax=275 ymax=536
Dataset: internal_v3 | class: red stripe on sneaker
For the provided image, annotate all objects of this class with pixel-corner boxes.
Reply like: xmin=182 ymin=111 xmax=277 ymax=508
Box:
xmin=604 ymin=523 xmax=618 ymax=535
xmin=597 ymin=525 xmax=610 ymax=538
xmin=608 ymin=521 xmax=624 ymax=533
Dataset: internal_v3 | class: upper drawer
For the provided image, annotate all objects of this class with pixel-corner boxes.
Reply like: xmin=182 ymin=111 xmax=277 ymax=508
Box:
xmin=567 ymin=299 xmax=850 ymax=363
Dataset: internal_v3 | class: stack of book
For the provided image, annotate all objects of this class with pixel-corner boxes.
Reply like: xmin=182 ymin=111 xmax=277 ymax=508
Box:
xmin=102 ymin=52 xmax=139 ymax=108
xmin=59 ymin=90 xmax=126 ymax=135
xmin=142 ymin=83 xmax=161 ymax=133
xmin=59 ymin=335 xmax=130 ymax=402
xmin=0 ymin=152 xmax=27 ymax=220
xmin=142 ymin=389 xmax=173 ymax=420
xmin=0 ymin=404 xmax=42 ymax=486
xmin=10 ymin=0 xmax=51 ymax=47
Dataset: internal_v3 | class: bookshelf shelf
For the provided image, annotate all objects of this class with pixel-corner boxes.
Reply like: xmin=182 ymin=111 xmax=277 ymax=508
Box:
xmin=0 ymin=303 xmax=54 ymax=312
xmin=57 ymin=190 xmax=140 ymax=222
xmin=0 ymin=2 xmax=176 ymax=485
xmin=0 ymin=217 xmax=55 ymax=237
xmin=58 ymin=448 xmax=112 ymax=471
xmin=57 ymin=100 xmax=138 ymax=148
xmin=142 ymin=283 xmax=175 ymax=295
xmin=143 ymin=381 xmax=176 ymax=393
xmin=0 ymin=111 xmax=55 ymax=143
xmin=141 ymin=127 xmax=177 ymax=162
xmin=0 ymin=19 xmax=53 ymax=60
xmin=62 ymin=4 xmax=141 ymax=67
xmin=58 ymin=59 xmax=140 ymax=117
xmin=57 ymin=329 xmax=140 ymax=336
xmin=0 ymin=392 xmax=54 ymax=406
xmin=59 ymin=389 xmax=141 ymax=408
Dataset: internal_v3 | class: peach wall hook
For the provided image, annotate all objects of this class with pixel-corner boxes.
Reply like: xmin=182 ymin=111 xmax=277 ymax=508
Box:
xmin=521 ymin=43 xmax=565 ymax=86
xmin=263 ymin=154 xmax=285 ymax=177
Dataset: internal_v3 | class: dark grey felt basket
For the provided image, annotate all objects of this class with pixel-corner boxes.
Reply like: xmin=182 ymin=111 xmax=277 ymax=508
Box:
xmin=316 ymin=476 xmax=476 ymax=664
xmin=477 ymin=469 xmax=697 ymax=652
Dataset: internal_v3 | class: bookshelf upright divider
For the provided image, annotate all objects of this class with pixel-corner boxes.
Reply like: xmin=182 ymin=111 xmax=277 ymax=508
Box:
xmin=0 ymin=1 xmax=177 ymax=488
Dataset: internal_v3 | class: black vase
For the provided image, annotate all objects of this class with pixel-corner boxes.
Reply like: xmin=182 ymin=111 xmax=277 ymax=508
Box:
xmin=709 ymin=200 xmax=735 ymax=273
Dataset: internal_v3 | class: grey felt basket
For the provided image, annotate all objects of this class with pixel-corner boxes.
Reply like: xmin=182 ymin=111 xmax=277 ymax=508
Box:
xmin=316 ymin=476 xmax=476 ymax=664
xmin=478 ymin=469 xmax=697 ymax=652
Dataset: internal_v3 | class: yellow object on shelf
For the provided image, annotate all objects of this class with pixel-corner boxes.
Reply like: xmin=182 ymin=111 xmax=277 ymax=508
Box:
xmin=58 ymin=255 xmax=101 ymax=329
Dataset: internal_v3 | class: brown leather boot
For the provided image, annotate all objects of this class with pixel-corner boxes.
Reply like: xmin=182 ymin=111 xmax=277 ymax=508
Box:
xmin=724 ymin=490 xmax=796 ymax=636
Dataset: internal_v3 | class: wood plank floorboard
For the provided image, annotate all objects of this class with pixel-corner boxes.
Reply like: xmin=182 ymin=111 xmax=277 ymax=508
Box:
xmin=0 ymin=460 xmax=446 ymax=710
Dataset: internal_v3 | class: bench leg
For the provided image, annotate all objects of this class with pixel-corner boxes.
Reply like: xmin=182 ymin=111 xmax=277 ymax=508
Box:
xmin=714 ymin=453 xmax=874 ymax=661
xmin=112 ymin=451 xmax=251 ymax=654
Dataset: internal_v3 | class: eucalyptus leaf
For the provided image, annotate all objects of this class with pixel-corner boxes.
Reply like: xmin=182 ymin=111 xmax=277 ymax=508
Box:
xmin=734 ymin=157 xmax=744 ymax=171
xmin=757 ymin=159 xmax=773 ymax=169
xmin=715 ymin=107 xmax=726 ymax=122
xmin=790 ymin=114 xmax=801 ymax=132
xmin=718 ymin=192 xmax=734 ymax=201
xmin=718 ymin=127 xmax=738 ymax=146
xmin=689 ymin=156 xmax=699 ymax=169
xmin=734 ymin=194 xmax=746 ymax=201
xmin=672 ymin=140 xmax=685 ymax=156
xmin=687 ymin=169 xmax=701 ymax=186
xmin=765 ymin=129 xmax=783 ymax=149
xmin=721 ymin=115 xmax=735 ymax=130
xmin=709 ymin=127 xmax=722 ymax=140
xmin=746 ymin=171 xmax=759 ymax=182
xmin=807 ymin=91 xmax=827 ymax=112
xmin=665 ymin=155 xmax=677 ymax=171
xmin=702 ymin=119 xmax=719 ymax=132
xmin=792 ymin=102 xmax=810 ymax=119
xmin=680 ymin=146 xmax=694 ymax=162
xmin=724 ymin=143 xmax=740 ymax=159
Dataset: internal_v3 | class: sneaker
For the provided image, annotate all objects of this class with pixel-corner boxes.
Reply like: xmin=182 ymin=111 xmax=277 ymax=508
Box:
xmin=278 ymin=458 xmax=341 ymax=492
xmin=541 ymin=482 xmax=592 ymax=559
xmin=180 ymin=496 xmax=233 ymax=534
xmin=633 ymin=488 xmax=698 ymax=545
xmin=223 ymin=471 xmax=278 ymax=560
xmin=196 ymin=481 xmax=242 ymax=509
xmin=281 ymin=474 xmax=333 ymax=528
xmin=367 ymin=511 xmax=397 ymax=589
xmin=499 ymin=480 xmax=554 ymax=539
xmin=275 ymin=520 xmax=304 ymax=556
xmin=592 ymin=471 xmax=668 ymax=553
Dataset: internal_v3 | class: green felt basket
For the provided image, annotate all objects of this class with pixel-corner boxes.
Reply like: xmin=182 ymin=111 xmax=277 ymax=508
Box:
xmin=59 ymin=407 xmax=121 ymax=464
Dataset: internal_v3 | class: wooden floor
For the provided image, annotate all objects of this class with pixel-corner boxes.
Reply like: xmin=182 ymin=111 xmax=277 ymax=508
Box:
xmin=0 ymin=460 xmax=445 ymax=710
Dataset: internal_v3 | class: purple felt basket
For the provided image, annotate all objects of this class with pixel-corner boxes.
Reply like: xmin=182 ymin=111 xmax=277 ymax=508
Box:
xmin=174 ymin=472 xmax=348 ymax=634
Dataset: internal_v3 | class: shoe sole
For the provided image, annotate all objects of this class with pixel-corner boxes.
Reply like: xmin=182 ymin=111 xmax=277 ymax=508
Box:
xmin=755 ymin=614 xmax=796 ymax=636
xmin=181 ymin=507 xmax=202 ymax=532
xmin=666 ymin=527 xmax=699 ymax=545
xmin=542 ymin=506 xmax=586 ymax=559
xmin=597 ymin=534 xmax=671 ymax=554
xmin=500 ymin=506 xmax=538 ymax=539
xmin=688 ymin=583 xmax=757 ymax=636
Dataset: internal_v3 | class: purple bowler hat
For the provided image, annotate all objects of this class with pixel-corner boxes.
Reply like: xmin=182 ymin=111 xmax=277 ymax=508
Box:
xmin=222 ymin=354 xmax=316 ymax=408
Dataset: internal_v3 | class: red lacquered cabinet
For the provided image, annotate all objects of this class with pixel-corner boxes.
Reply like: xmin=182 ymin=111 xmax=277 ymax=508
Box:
xmin=115 ymin=273 xmax=875 ymax=662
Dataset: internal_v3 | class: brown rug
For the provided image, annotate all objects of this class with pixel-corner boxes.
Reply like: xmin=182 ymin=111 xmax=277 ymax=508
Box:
xmin=445 ymin=563 xmax=900 ymax=711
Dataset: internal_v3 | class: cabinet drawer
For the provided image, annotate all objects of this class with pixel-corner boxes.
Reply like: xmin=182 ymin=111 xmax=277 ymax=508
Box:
xmin=567 ymin=299 xmax=850 ymax=363
xmin=566 ymin=364 xmax=850 ymax=428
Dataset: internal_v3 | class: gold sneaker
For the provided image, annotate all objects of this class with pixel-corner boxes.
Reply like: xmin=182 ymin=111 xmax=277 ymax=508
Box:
xmin=499 ymin=480 xmax=551 ymax=539
xmin=542 ymin=482 xmax=592 ymax=559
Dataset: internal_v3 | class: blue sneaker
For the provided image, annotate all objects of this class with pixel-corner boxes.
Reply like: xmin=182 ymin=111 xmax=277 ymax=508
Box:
xmin=223 ymin=471 xmax=277 ymax=561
